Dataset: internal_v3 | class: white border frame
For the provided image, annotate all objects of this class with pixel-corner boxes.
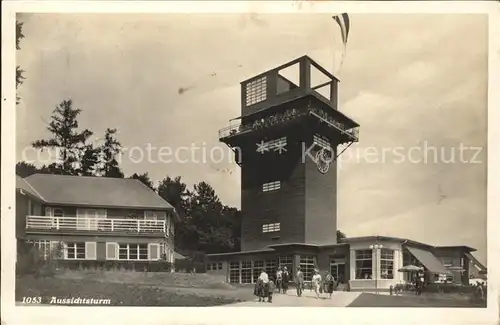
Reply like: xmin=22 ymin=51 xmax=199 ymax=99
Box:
xmin=2 ymin=1 xmax=499 ymax=325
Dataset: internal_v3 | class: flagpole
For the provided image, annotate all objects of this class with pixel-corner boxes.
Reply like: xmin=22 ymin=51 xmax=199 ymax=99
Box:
xmin=332 ymin=21 xmax=337 ymax=76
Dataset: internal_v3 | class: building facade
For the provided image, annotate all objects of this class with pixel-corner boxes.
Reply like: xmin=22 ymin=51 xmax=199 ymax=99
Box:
xmin=206 ymin=56 xmax=486 ymax=290
xmin=16 ymin=174 xmax=178 ymax=264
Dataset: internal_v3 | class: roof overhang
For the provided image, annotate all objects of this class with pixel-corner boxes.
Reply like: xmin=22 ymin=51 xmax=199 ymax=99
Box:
xmin=39 ymin=201 xmax=176 ymax=212
xmin=434 ymin=245 xmax=477 ymax=252
xmin=207 ymin=248 xmax=275 ymax=258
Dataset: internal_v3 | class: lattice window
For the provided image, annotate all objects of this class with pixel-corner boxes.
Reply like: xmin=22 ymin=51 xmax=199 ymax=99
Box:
xmin=66 ymin=242 xmax=86 ymax=260
xmin=355 ymin=249 xmax=373 ymax=279
xmin=262 ymin=181 xmax=281 ymax=192
xmin=262 ymin=223 xmax=280 ymax=233
xmin=253 ymin=260 xmax=264 ymax=283
xmin=313 ymin=134 xmax=331 ymax=149
xmin=265 ymin=259 xmax=277 ymax=276
xmin=118 ymin=243 xmax=148 ymax=260
xmin=245 ymin=77 xmax=267 ymax=106
xmin=241 ymin=260 xmax=252 ymax=284
xmin=380 ymin=248 xmax=394 ymax=279
xmin=279 ymin=256 xmax=293 ymax=273
xmin=229 ymin=261 xmax=240 ymax=283
xmin=29 ymin=240 xmax=52 ymax=260
xmin=300 ymin=256 xmax=315 ymax=282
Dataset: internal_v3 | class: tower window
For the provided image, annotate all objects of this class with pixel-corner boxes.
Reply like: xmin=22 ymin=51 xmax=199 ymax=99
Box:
xmin=262 ymin=181 xmax=281 ymax=192
xmin=262 ymin=223 xmax=280 ymax=233
xmin=313 ymin=134 xmax=331 ymax=149
xmin=245 ymin=77 xmax=267 ymax=106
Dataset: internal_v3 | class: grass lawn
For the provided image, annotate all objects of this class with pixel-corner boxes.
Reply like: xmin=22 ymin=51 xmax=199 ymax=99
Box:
xmin=16 ymin=274 xmax=254 ymax=306
xmin=347 ymin=293 xmax=487 ymax=308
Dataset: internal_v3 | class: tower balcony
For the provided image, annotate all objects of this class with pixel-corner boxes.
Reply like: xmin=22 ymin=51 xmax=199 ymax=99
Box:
xmin=219 ymin=104 xmax=359 ymax=145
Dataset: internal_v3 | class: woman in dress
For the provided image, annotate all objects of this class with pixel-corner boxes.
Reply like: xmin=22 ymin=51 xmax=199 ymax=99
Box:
xmin=312 ymin=269 xmax=322 ymax=299
xmin=324 ymin=271 xmax=335 ymax=298
xmin=282 ymin=266 xmax=290 ymax=294
xmin=254 ymin=269 xmax=270 ymax=302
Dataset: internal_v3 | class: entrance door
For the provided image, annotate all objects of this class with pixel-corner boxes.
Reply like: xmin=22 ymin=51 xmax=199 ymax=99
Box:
xmin=330 ymin=259 xmax=346 ymax=283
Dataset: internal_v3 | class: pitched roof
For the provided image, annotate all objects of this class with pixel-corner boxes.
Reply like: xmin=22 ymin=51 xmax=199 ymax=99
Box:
xmin=16 ymin=175 xmax=44 ymax=201
xmin=22 ymin=174 xmax=174 ymax=211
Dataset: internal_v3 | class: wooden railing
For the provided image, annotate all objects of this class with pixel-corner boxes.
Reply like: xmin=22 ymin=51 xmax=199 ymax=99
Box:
xmin=218 ymin=106 xmax=359 ymax=142
xmin=26 ymin=215 xmax=167 ymax=234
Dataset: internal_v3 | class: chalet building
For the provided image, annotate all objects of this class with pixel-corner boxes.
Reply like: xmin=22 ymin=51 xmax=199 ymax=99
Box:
xmin=16 ymin=174 xmax=178 ymax=264
xmin=205 ymin=55 xmax=486 ymax=290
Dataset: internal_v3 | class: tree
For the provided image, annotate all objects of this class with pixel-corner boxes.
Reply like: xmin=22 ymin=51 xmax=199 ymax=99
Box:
xmin=16 ymin=20 xmax=25 ymax=105
xmin=337 ymin=230 xmax=347 ymax=242
xmin=129 ymin=172 xmax=155 ymax=191
xmin=32 ymin=99 xmax=93 ymax=175
xmin=99 ymin=128 xmax=124 ymax=178
xmin=16 ymin=161 xmax=38 ymax=178
xmin=78 ymin=144 xmax=100 ymax=176
xmin=221 ymin=206 xmax=242 ymax=252
xmin=15 ymin=161 xmax=63 ymax=177
xmin=157 ymin=176 xmax=189 ymax=216
xmin=180 ymin=182 xmax=238 ymax=254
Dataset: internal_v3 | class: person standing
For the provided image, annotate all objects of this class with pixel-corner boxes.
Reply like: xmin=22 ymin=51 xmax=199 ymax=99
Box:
xmin=325 ymin=271 xmax=335 ymax=299
xmin=267 ymin=278 xmax=275 ymax=303
xmin=336 ymin=274 xmax=343 ymax=291
xmin=296 ymin=266 xmax=304 ymax=297
xmin=258 ymin=269 xmax=270 ymax=302
xmin=312 ymin=269 xmax=322 ymax=299
xmin=276 ymin=267 xmax=283 ymax=293
xmin=282 ymin=266 xmax=290 ymax=294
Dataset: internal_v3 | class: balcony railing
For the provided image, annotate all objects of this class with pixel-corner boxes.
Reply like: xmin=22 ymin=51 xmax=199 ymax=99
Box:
xmin=219 ymin=106 xmax=359 ymax=142
xmin=26 ymin=215 xmax=166 ymax=234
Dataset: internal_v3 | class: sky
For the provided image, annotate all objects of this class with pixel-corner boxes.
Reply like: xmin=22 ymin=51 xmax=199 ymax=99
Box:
xmin=16 ymin=13 xmax=488 ymax=264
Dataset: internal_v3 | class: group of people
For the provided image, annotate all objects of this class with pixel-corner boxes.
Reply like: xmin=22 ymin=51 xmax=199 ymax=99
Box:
xmin=253 ymin=266 xmax=291 ymax=302
xmin=254 ymin=266 xmax=343 ymax=302
xmin=310 ymin=268 xmax=338 ymax=299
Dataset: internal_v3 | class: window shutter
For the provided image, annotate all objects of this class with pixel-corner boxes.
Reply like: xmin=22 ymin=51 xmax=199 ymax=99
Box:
xmin=85 ymin=242 xmax=97 ymax=260
xmin=62 ymin=242 xmax=68 ymax=259
xmin=160 ymin=243 xmax=165 ymax=258
xmin=45 ymin=207 xmax=53 ymax=216
xmin=106 ymin=242 xmax=117 ymax=260
xmin=148 ymin=243 xmax=160 ymax=260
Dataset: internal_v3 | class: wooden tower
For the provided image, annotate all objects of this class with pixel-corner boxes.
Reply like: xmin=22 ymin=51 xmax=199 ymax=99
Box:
xmin=219 ymin=56 xmax=359 ymax=251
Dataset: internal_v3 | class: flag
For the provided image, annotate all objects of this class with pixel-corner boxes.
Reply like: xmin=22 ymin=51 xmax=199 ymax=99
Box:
xmin=332 ymin=13 xmax=350 ymax=75
xmin=332 ymin=13 xmax=350 ymax=45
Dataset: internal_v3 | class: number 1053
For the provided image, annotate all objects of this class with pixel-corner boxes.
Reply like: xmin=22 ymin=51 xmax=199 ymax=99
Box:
xmin=22 ymin=297 xmax=42 ymax=304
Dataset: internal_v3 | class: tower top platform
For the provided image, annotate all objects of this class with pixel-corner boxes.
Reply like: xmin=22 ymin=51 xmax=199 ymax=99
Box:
xmin=219 ymin=55 xmax=359 ymax=144
xmin=239 ymin=55 xmax=341 ymax=116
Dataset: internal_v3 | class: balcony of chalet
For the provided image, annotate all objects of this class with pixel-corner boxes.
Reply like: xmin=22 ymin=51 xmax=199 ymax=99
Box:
xmin=219 ymin=55 xmax=359 ymax=145
xmin=25 ymin=215 xmax=168 ymax=237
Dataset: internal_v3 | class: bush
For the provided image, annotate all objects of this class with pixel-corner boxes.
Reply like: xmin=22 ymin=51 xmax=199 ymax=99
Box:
xmin=55 ymin=260 xmax=174 ymax=272
xmin=17 ymin=242 xmax=43 ymax=276
xmin=17 ymin=241 xmax=66 ymax=277
xmin=174 ymin=259 xmax=205 ymax=273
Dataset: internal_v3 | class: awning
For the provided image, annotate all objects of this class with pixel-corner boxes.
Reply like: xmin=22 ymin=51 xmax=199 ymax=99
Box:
xmin=464 ymin=252 xmax=487 ymax=272
xmin=406 ymin=246 xmax=451 ymax=275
